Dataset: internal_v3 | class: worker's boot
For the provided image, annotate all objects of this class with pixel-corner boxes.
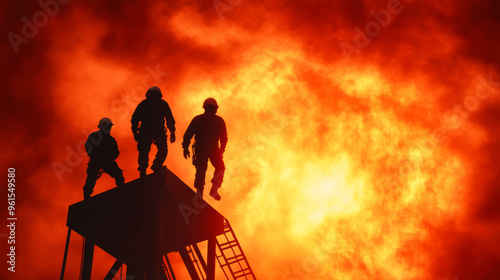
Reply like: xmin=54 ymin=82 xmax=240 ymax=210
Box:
xmin=116 ymin=177 xmax=125 ymax=187
xmin=210 ymin=175 xmax=222 ymax=201
xmin=83 ymin=188 xmax=92 ymax=200
xmin=209 ymin=186 xmax=221 ymax=201
xmin=151 ymin=164 xmax=162 ymax=173
xmin=196 ymin=188 xmax=203 ymax=197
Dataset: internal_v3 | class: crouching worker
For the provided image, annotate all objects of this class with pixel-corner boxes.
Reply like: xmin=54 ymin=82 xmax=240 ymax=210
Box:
xmin=83 ymin=117 xmax=125 ymax=199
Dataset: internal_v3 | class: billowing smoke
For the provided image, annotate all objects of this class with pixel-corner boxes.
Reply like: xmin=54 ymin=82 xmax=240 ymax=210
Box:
xmin=1 ymin=0 xmax=500 ymax=279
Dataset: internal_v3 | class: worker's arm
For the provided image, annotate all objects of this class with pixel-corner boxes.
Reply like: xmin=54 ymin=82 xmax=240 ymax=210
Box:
xmin=164 ymin=101 xmax=176 ymax=142
xmin=219 ymin=118 xmax=228 ymax=154
xmin=182 ymin=118 xmax=197 ymax=159
xmin=164 ymin=102 xmax=176 ymax=133
xmin=110 ymin=137 xmax=120 ymax=160
xmin=131 ymin=104 xmax=142 ymax=140
xmin=84 ymin=133 xmax=94 ymax=157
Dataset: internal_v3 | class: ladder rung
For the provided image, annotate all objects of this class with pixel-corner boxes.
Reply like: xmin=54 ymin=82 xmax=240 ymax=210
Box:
xmin=218 ymin=239 xmax=237 ymax=245
xmin=218 ymin=239 xmax=237 ymax=246
xmin=219 ymin=260 xmax=247 ymax=269
xmin=218 ymin=234 xmax=235 ymax=241
xmin=234 ymin=274 xmax=255 ymax=280
xmin=233 ymin=269 xmax=252 ymax=277
xmin=226 ymin=255 xmax=245 ymax=265
xmin=227 ymin=259 xmax=245 ymax=267
xmin=226 ymin=254 xmax=244 ymax=261
xmin=218 ymin=241 xmax=238 ymax=250
xmin=235 ymin=274 xmax=253 ymax=279
xmin=234 ymin=273 xmax=253 ymax=278
xmin=233 ymin=271 xmax=251 ymax=278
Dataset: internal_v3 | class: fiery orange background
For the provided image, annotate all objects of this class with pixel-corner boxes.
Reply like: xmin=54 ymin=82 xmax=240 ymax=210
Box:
xmin=2 ymin=0 xmax=500 ymax=279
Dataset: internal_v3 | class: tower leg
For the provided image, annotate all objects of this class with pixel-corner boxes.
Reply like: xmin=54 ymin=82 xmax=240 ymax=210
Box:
xmin=179 ymin=247 xmax=201 ymax=280
xmin=163 ymin=254 xmax=177 ymax=280
xmin=207 ymin=237 xmax=216 ymax=280
xmin=81 ymin=239 xmax=94 ymax=280
xmin=193 ymin=244 xmax=208 ymax=273
xmin=60 ymin=228 xmax=71 ymax=280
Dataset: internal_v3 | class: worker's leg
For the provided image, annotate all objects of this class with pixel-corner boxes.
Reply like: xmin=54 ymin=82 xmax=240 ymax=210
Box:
xmin=151 ymin=132 xmax=167 ymax=171
xmin=209 ymin=150 xmax=225 ymax=200
xmin=209 ymin=150 xmax=225 ymax=189
xmin=137 ymin=136 xmax=152 ymax=175
xmin=194 ymin=153 xmax=209 ymax=193
xmin=83 ymin=160 xmax=100 ymax=199
xmin=102 ymin=161 xmax=125 ymax=187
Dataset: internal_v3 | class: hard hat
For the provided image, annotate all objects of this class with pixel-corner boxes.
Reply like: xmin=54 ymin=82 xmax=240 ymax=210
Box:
xmin=146 ymin=86 xmax=162 ymax=98
xmin=203 ymin=98 xmax=218 ymax=108
xmin=98 ymin=117 xmax=114 ymax=129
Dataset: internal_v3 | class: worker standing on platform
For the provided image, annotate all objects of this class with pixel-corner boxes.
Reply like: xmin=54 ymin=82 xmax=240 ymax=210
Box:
xmin=131 ymin=86 xmax=176 ymax=178
xmin=83 ymin=117 xmax=125 ymax=199
xmin=183 ymin=98 xmax=227 ymax=200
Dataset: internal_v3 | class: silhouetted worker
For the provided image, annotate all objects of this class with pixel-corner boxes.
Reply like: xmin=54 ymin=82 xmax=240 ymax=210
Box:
xmin=131 ymin=86 xmax=176 ymax=178
xmin=183 ymin=98 xmax=227 ymax=200
xmin=83 ymin=117 xmax=125 ymax=199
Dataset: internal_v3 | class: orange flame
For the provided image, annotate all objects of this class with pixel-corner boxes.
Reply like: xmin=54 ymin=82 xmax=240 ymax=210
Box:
xmin=3 ymin=1 xmax=500 ymax=279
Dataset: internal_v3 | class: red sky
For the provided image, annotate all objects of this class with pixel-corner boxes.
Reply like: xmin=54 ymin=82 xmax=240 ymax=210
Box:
xmin=1 ymin=0 xmax=500 ymax=279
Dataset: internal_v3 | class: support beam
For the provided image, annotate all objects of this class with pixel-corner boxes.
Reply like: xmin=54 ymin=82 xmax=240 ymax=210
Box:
xmin=103 ymin=260 xmax=123 ymax=280
xmin=163 ymin=254 xmax=177 ymax=280
xmin=149 ymin=198 xmax=167 ymax=280
xmin=179 ymin=247 xmax=201 ymax=280
xmin=60 ymin=228 xmax=71 ymax=280
xmin=81 ymin=239 xmax=94 ymax=280
xmin=193 ymin=244 xmax=208 ymax=273
xmin=207 ymin=237 xmax=216 ymax=280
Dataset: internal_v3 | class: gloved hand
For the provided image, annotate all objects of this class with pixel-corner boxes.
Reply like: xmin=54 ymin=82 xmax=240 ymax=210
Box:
xmin=170 ymin=132 xmax=176 ymax=143
xmin=183 ymin=146 xmax=190 ymax=159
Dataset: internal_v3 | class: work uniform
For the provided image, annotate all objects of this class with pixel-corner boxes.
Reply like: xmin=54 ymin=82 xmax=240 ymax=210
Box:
xmin=83 ymin=131 xmax=124 ymax=198
xmin=131 ymin=95 xmax=176 ymax=172
xmin=183 ymin=112 xmax=227 ymax=192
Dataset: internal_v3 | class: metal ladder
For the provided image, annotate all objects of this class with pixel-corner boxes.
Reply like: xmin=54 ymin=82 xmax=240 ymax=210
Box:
xmin=215 ymin=220 xmax=257 ymax=280
xmin=161 ymin=254 xmax=177 ymax=280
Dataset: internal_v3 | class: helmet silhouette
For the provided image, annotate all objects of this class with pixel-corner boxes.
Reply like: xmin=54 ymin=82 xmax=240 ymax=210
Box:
xmin=203 ymin=98 xmax=218 ymax=108
xmin=98 ymin=117 xmax=114 ymax=129
xmin=146 ymin=86 xmax=162 ymax=98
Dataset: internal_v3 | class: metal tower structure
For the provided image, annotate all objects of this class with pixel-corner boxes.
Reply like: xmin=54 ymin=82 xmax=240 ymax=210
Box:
xmin=60 ymin=167 xmax=256 ymax=280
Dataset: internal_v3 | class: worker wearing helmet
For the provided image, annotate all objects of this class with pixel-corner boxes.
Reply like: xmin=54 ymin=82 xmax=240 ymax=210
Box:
xmin=131 ymin=86 xmax=176 ymax=177
xmin=182 ymin=98 xmax=227 ymax=200
xmin=83 ymin=117 xmax=125 ymax=199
